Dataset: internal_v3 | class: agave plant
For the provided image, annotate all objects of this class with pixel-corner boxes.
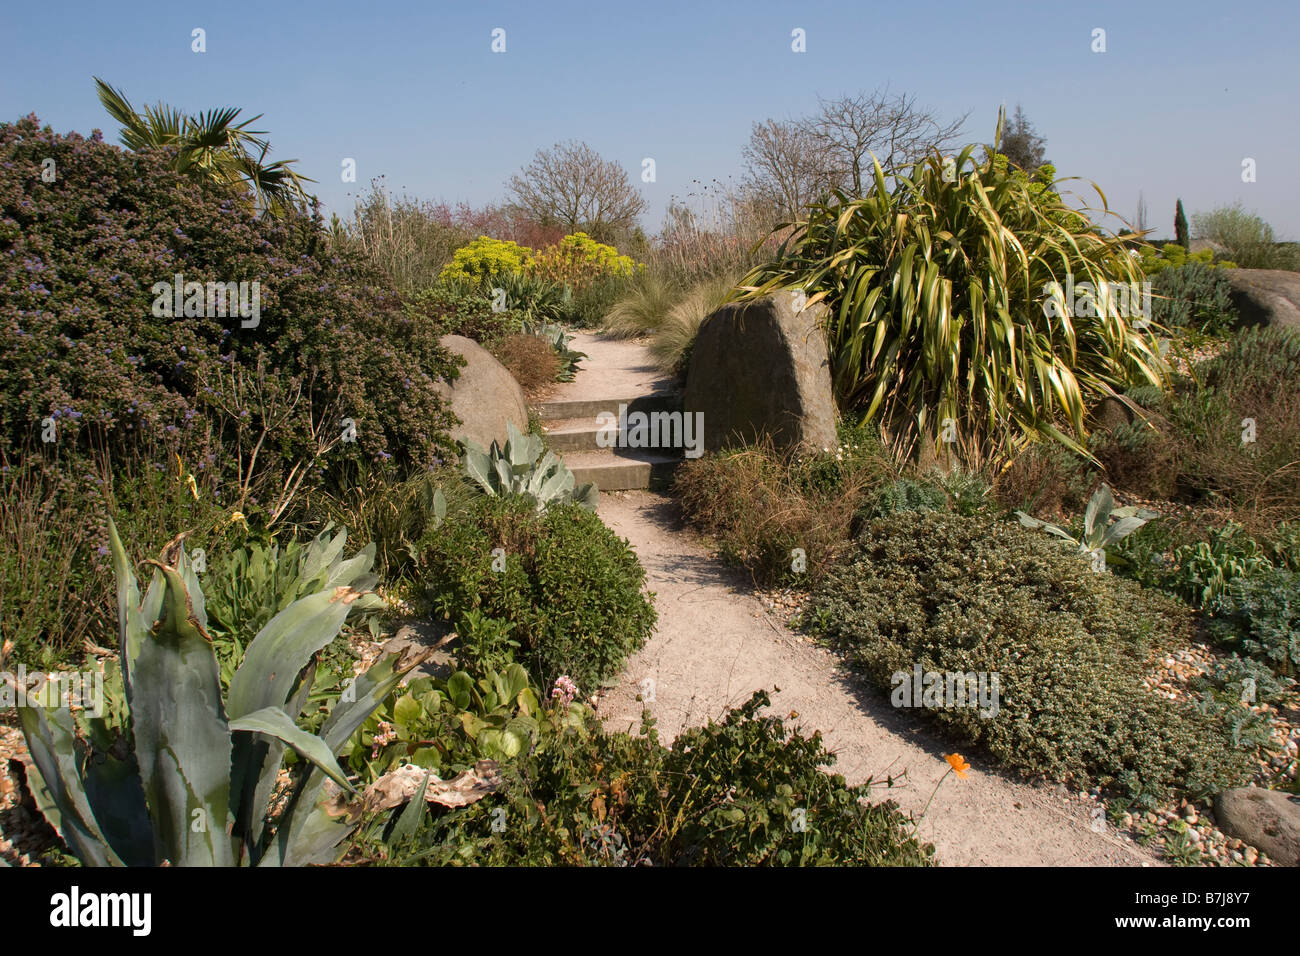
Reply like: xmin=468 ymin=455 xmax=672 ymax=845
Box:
xmin=13 ymin=519 xmax=428 ymax=866
xmin=494 ymin=271 xmax=572 ymax=324
xmin=94 ymin=77 xmax=313 ymax=219
xmin=1017 ymin=484 xmax=1158 ymax=571
xmin=734 ymin=113 xmax=1168 ymax=467
xmin=462 ymin=422 xmax=598 ymax=511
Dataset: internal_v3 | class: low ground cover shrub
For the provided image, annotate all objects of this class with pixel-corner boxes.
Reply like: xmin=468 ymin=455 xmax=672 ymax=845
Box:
xmin=490 ymin=333 xmax=561 ymax=395
xmin=1150 ymin=261 xmax=1237 ymax=336
xmin=674 ymin=423 xmax=895 ymax=587
xmin=378 ymin=691 xmax=935 ymax=867
xmin=1208 ymin=568 xmax=1300 ymax=678
xmin=1166 ymin=326 xmax=1300 ymax=517
xmin=418 ymin=494 xmax=655 ymax=690
xmin=805 ymin=511 xmax=1254 ymax=806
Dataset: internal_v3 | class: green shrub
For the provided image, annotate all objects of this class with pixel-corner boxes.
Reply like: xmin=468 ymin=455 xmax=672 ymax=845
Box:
xmin=1192 ymin=203 xmax=1288 ymax=270
xmin=401 ymin=286 xmax=524 ymax=344
xmin=1138 ymin=243 xmax=1231 ymax=276
xmin=805 ymin=511 xmax=1254 ymax=806
xmin=1166 ymin=522 xmax=1272 ymax=608
xmin=565 ymin=273 xmax=629 ymax=328
xmin=419 ymin=495 xmax=655 ymax=690
xmin=491 ymin=271 xmax=571 ymax=324
xmin=1168 ymin=326 xmax=1300 ymax=516
xmin=346 ymin=663 xmax=587 ymax=782
xmin=675 ymin=424 xmax=895 ymax=587
xmin=1151 ymin=262 xmax=1237 ymax=335
xmin=1208 ymin=568 xmax=1300 ymax=677
xmin=1261 ymin=522 xmax=1300 ymax=572
xmin=858 ymin=478 xmax=949 ymax=521
xmin=737 ymin=133 xmax=1167 ymax=466
xmin=383 ymin=691 xmax=935 ymax=866
xmin=315 ymin=466 xmax=474 ymax=586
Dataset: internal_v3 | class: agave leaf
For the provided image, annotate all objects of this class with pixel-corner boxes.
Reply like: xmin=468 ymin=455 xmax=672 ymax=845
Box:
xmin=294 ymin=528 xmax=348 ymax=596
xmin=227 ymin=586 xmax=363 ymax=720
xmin=534 ymin=463 xmax=574 ymax=504
xmin=1099 ymin=515 xmax=1150 ymax=550
xmin=175 ymin=541 xmax=208 ymax=634
xmin=234 ymin=658 xmax=318 ymax=862
xmin=228 ymin=706 xmax=354 ymax=793
xmin=461 ymin=442 xmax=495 ymax=495
xmin=324 ymin=542 xmax=376 ymax=590
xmin=107 ymin=518 xmax=142 ymax=695
xmin=17 ymin=705 xmax=125 ymax=866
xmin=1084 ymin=485 xmax=1113 ymax=538
xmin=573 ymin=482 xmax=600 ymax=510
xmin=268 ymin=650 xmax=432 ymax=867
xmin=80 ymin=743 xmax=153 ymax=867
xmin=129 ymin=562 xmax=234 ymax=866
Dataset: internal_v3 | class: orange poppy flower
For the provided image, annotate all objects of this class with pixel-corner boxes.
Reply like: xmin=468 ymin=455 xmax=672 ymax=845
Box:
xmin=944 ymin=753 xmax=970 ymax=778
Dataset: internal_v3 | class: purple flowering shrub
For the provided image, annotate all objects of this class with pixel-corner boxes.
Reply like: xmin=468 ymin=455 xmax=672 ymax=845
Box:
xmin=1 ymin=113 xmax=459 ymax=474
xmin=0 ymin=114 xmax=461 ymax=663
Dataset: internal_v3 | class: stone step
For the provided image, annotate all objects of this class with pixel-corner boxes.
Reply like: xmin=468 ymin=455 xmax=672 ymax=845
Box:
xmin=541 ymin=417 xmax=604 ymax=453
xmin=535 ymin=392 xmax=681 ymax=422
xmin=562 ymin=449 xmax=682 ymax=493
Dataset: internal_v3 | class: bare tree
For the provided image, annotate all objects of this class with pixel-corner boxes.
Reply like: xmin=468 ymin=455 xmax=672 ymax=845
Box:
xmin=809 ymin=87 xmax=969 ymax=194
xmin=507 ymin=140 xmax=646 ymax=243
xmin=740 ymin=119 xmax=834 ymax=225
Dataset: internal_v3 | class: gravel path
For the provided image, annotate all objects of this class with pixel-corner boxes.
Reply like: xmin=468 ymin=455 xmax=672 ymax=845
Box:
xmin=590 ymin=490 xmax=1162 ymax=867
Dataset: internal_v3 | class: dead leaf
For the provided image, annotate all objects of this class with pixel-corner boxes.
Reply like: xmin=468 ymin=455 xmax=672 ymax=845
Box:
xmin=324 ymin=760 xmax=503 ymax=823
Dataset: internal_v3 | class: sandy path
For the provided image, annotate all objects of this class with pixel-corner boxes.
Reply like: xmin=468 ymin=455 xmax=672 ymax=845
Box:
xmin=591 ymin=490 xmax=1161 ymax=867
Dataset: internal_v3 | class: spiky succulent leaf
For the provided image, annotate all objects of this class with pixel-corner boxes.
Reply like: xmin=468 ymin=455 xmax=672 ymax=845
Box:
xmin=17 ymin=706 xmax=125 ymax=866
xmin=228 ymin=706 xmax=354 ymax=792
xmin=462 ymin=442 xmax=495 ymax=495
xmin=129 ymin=562 xmax=234 ymax=866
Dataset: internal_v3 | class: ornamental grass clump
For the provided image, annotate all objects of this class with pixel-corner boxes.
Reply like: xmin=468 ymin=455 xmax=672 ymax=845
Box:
xmin=736 ymin=117 xmax=1168 ymax=468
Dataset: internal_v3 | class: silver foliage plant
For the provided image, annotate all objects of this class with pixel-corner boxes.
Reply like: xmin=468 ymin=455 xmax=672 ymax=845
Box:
xmin=462 ymin=422 xmax=598 ymax=512
xmin=14 ymin=521 xmax=429 ymax=866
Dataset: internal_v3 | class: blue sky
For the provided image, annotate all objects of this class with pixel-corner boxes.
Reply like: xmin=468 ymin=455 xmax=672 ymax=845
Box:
xmin=3 ymin=0 xmax=1297 ymax=238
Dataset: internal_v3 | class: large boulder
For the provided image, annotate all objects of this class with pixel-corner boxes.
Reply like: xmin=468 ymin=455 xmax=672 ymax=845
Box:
xmin=684 ymin=292 xmax=838 ymax=455
xmin=1223 ymin=269 xmax=1300 ymax=331
xmin=436 ymin=334 xmax=528 ymax=451
xmin=1213 ymin=787 xmax=1300 ymax=866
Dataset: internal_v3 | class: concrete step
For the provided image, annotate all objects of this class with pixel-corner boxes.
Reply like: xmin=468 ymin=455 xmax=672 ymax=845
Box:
xmin=563 ymin=449 xmax=682 ymax=493
xmin=541 ymin=417 xmax=604 ymax=453
xmin=536 ymin=392 xmax=681 ymax=422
